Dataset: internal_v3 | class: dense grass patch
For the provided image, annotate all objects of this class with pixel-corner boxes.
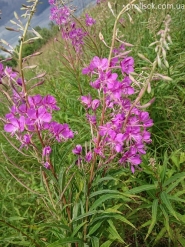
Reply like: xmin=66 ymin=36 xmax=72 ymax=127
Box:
xmin=0 ymin=0 xmax=185 ymax=246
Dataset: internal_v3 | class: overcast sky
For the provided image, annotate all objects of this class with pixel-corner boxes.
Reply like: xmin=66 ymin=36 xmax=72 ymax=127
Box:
xmin=0 ymin=0 xmax=95 ymax=55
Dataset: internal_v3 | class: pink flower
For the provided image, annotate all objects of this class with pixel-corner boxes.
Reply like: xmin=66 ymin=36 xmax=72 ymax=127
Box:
xmin=43 ymin=146 xmax=52 ymax=156
xmin=44 ymin=162 xmax=51 ymax=169
xmin=4 ymin=116 xmax=25 ymax=135
xmin=72 ymin=145 xmax=82 ymax=155
xmin=85 ymin=14 xmax=96 ymax=27
xmin=81 ymin=95 xmax=92 ymax=108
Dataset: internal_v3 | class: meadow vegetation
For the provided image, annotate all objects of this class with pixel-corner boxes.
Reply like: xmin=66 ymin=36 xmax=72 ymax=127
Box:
xmin=0 ymin=0 xmax=185 ymax=246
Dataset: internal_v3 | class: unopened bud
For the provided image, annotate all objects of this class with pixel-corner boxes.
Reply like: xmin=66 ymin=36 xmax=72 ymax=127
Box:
xmin=99 ymin=32 xmax=104 ymax=41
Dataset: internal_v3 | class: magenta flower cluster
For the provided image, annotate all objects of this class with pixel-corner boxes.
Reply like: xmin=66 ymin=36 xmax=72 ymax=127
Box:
xmin=49 ymin=5 xmax=70 ymax=26
xmin=48 ymin=0 xmax=95 ymax=53
xmin=4 ymin=94 xmax=73 ymax=143
xmin=62 ymin=22 xmax=87 ymax=53
xmin=1 ymin=62 xmax=73 ymax=168
xmin=74 ymin=53 xmax=153 ymax=173
xmin=85 ymin=14 xmax=96 ymax=27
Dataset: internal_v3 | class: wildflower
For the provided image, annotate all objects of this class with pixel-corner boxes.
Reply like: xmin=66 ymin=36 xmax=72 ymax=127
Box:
xmin=72 ymin=145 xmax=82 ymax=155
xmin=42 ymin=95 xmax=60 ymax=111
xmin=4 ymin=116 xmax=25 ymax=135
xmin=27 ymin=106 xmax=52 ymax=128
xmin=86 ymin=114 xmax=96 ymax=125
xmin=49 ymin=6 xmax=70 ymax=26
xmin=120 ymin=57 xmax=134 ymax=74
xmin=19 ymin=134 xmax=31 ymax=149
xmin=91 ymin=99 xmax=100 ymax=111
xmin=0 ymin=63 xmax=5 ymax=83
xmin=5 ymin=67 xmax=17 ymax=78
xmin=81 ymin=95 xmax=92 ymax=108
xmin=85 ymin=14 xmax=96 ymax=27
xmin=85 ymin=151 xmax=92 ymax=162
xmin=49 ymin=122 xmax=74 ymax=142
xmin=48 ymin=0 xmax=55 ymax=4
xmin=43 ymin=146 xmax=52 ymax=156
xmin=81 ymin=54 xmax=153 ymax=173
xmin=44 ymin=161 xmax=51 ymax=169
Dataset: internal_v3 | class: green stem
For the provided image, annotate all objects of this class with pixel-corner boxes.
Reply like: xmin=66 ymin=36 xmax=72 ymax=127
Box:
xmin=18 ymin=0 xmax=39 ymax=105
xmin=0 ymin=219 xmax=41 ymax=247
xmin=107 ymin=0 xmax=137 ymax=66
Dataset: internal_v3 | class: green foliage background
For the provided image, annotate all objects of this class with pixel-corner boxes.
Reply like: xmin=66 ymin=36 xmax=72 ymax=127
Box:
xmin=0 ymin=0 xmax=185 ymax=246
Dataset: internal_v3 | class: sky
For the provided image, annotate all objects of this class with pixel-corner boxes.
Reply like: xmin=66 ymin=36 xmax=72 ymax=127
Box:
xmin=0 ymin=0 xmax=95 ymax=55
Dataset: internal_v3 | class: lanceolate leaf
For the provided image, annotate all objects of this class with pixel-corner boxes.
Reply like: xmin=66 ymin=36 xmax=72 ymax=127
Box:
xmin=88 ymin=220 xmax=103 ymax=235
xmin=126 ymin=184 xmax=157 ymax=194
xmin=153 ymin=227 xmax=166 ymax=246
xmin=72 ymin=211 xmax=97 ymax=222
xmin=90 ymin=189 xmax=129 ymax=198
xmin=166 ymin=176 xmax=185 ymax=193
xmin=163 ymin=172 xmax=185 ymax=187
xmin=100 ymin=240 xmax=113 ymax=247
xmin=47 ymin=237 xmax=83 ymax=247
xmin=91 ymin=212 xmax=135 ymax=228
xmin=145 ymin=199 xmax=158 ymax=239
xmin=90 ymin=194 xmax=130 ymax=210
xmin=91 ymin=236 xmax=100 ymax=247
xmin=160 ymin=191 xmax=179 ymax=220
xmin=107 ymin=220 xmax=125 ymax=244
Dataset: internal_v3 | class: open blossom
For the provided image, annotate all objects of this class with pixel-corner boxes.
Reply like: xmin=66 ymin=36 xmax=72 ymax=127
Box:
xmin=4 ymin=116 xmax=25 ymax=135
xmin=43 ymin=146 xmax=52 ymax=156
xmin=27 ymin=106 xmax=52 ymax=129
xmin=49 ymin=6 xmax=70 ymax=25
xmin=4 ymin=93 xmax=74 ymax=149
xmin=81 ymin=95 xmax=92 ymax=108
xmin=0 ymin=63 xmax=5 ymax=84
xmin=120 ymin=57 xmax=134 ymax=74
xmin=48 ymin=0 xmax=55 ymax=4
xmin=72 ymin=145 xmax=82 ymax=155
xmin=5 ymin=67 xmax=17 ymax=78
xmin=85 ymin=14 xmax=96 ymax=26
xmin=91 ymin=99 xmax=100 ymax=111
xmin=44 ymin=161 xmax=51 ymax=169
xmin=20 ymin=134 xmax=31 ymax=149
xmin=80 ymin=54 xmax=153 ymax=173
xmin=48 ymin=122 xmax=74 ymax=142
xmin=85 ymin=151 xmax=92 ymax=162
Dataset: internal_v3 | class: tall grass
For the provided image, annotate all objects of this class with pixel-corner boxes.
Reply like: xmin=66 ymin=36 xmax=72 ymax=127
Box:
xmin=0 ymin=0 xmax=185 ymax=246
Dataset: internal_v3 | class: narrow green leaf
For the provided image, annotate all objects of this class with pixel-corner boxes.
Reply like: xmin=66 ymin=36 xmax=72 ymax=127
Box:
xmin=90 ymin=189 xmax=128 ymax=198
xmin=153 ymin=227 xmax=166 ymax=246
xmin=160 ymin=192 xmax=179 ymax=220
xmin=72 ymin=221 xmax=87 ymax=237
xmin=160 ymin=205 xmax=171 ymax=237
xmin=47 ymin=237 xmax=83 ymax=247
xmin=100 ymin=240 xmax=113 ymax=247
xmin=166 ymin=176 xmax=185 ymax=193
xmin=140 ymin=220 xmax=151 ymax=229
xmin=92 ymin=176 xmax=117 ymax=186
xmin=178 ymin=236 xmax=185 ymax=246
xmin=91 ymin=236 xmax=99 ymax=247
xmin=126 ymin=184 xmax=157 ymax=194
xmin=72 ymin=211 xmax=97 ymax=222
xmin=90 ymin=194 xmax=130 ymax=210
xmin=145 ymin=199 xmax=158 ymax=239
xmin=107 ymin=220 xmax=125 ymax=244
xmin=160 ymin=151 xmax=168 ymax=183
xmin=8 ymin=216 xmax=26 ymax=221
xmin=92 ymin=213 xmax=135 ymax=229
xmin=168 ymin=195 xmax=185 ymax=203
xmin=88 ymin=220 xmax=103 ymax=235
xmin=163 ymin=172 xmax=185 ymax=187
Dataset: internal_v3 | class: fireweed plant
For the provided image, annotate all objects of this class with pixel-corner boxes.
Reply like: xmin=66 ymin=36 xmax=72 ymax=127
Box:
xmin=1 ymin=0 xmax=184 ymax=246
